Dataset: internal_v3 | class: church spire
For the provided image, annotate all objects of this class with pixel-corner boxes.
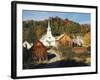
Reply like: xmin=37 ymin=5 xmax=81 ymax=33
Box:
xmin=48 ymin=21 xmax=51 ymax=31
xmin=40 ymin=19 xmax=56 ymax=47
xmin=47 ymin=20 xmax=52 ymax=34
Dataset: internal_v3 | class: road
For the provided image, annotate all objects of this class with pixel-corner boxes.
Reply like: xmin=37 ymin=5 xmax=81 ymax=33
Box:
xmin=47 ymin=48 xmax=64 ymax=63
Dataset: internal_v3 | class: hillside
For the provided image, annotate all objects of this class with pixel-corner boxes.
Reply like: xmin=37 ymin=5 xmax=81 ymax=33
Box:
xmin=23 ymin=17 xmax=90 ymax=43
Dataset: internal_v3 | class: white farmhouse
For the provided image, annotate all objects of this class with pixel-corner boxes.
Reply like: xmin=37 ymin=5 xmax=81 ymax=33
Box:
xmin=40 ymin=21 xmax=56 ymax=47
xmin=23 ymin=41 xmax=33 ymax=50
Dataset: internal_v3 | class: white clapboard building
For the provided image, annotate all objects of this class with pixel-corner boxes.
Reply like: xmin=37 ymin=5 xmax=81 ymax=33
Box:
xmin=40 ymin=21 xmax=56 ymax=47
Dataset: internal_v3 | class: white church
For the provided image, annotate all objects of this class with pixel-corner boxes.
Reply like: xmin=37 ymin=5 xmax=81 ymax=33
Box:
xmin=40 ymin=21 xmax=56 ymax=47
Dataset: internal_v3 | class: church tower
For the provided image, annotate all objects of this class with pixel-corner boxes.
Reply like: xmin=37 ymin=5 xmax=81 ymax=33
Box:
xmin=40 ymin=20 xmax=56 ymax=47
xmin=47 ymin=21 xmax=52 ymax=35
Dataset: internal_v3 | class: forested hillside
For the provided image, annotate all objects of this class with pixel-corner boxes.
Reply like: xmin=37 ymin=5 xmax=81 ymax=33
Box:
xmin=23 ymin=17 xmax=90 ymax=43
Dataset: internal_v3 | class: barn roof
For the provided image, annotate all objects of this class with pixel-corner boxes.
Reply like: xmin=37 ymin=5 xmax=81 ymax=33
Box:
xmin=56 ymin=33 xmax=71 ymax=41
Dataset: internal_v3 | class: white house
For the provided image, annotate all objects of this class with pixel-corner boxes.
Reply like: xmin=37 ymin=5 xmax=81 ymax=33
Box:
xmin=40 ymin=21 xmax=56 ymax=47
xmin=23 ymin=41 xmax=33 ymax=50
xmin=72 ymin=36 xmax=84 ymax=47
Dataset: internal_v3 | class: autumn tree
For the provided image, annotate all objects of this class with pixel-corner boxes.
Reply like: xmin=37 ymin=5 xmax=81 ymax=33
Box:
xmin=83 ymin=32 xmax=91 ymax=47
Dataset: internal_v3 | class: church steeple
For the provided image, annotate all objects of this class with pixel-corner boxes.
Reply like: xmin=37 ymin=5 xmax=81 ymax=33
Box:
xmin=47 ymin=21 xmax=52 ymax=35
xmin=40 ymin=19 xmax=56 ymax=47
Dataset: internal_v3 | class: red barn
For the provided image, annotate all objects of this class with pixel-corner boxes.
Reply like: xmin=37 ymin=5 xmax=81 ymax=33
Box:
xmin=31 ymin=40 xmax=48 ymax=62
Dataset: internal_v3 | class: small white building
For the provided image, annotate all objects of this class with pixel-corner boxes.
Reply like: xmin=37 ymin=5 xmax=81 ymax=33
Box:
xmin=40 ymin=21 xmax=56 ymax=47
xmin=23 ymin=41 xmax=33 ymax=50
xmin=72 ymin=36 xmax=84 ymax=47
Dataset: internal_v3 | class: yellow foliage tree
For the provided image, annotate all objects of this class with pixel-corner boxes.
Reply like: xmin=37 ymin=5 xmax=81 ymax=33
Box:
xmin=34 ymin=25 xmax=44 ymax=39
xmin=83 ymin=32 xmax=91 ymax=47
